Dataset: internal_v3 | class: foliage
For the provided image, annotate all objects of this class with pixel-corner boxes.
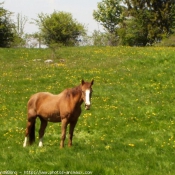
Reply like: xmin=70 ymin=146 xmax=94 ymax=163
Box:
xmin=0 ymin=4 xmax=27 ymax=48
xmin=93 ymin=0 xmax=124 ymax=33
xmin=93 ymin=0 xmax=175 ymax=46
xmin=35 ymin=11 xmax=86 ymax=47
xmin=11 ymin=13 xmax=28 ymax=47
xmin=118 ymin=15 xmax=148 ymax=46
xmin=92 ymin=30 xmax=108 ymax=46
xmin=15 ymin=13 xmax=28 ymax=38
xmin=154 ymin=33 xmax=175 ymax=47
xmin=0 ymin=3 xmax=15 ymax=47
xmin=24 ymin=33 xmax=44 ymax=48
xmin=93 ymin=0 xmax=124 ymax=46
xmin=1 ymin=47 xmax=175 ymax=174
xmin=92 ymin=30 xmax=118 ymax=46
xmin=123 ymin=0 xmax=175 ymax=45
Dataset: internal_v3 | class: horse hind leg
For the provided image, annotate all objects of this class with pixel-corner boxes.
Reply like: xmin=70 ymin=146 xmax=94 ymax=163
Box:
xmin=38 ymin=117 xmax=48 ymax=147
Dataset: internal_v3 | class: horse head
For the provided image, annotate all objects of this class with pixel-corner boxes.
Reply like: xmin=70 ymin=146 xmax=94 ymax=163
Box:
xmin=81 ymin=79 xmax=94 ymax=110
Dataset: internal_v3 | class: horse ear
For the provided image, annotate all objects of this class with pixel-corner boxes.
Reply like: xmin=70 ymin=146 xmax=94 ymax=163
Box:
xmin=91 ymin=79 xmax=94 ymax=85
xmin=81 ymin=79 xmax=85 ymax=85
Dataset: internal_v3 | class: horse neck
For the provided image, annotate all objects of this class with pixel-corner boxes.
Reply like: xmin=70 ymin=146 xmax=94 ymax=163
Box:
xmin=71 ymin=85 xmax=83 ymax=105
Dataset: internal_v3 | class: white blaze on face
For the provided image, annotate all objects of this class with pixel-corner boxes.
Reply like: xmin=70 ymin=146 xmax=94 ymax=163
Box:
xmin=85 ymin=90 xmax=91 ymax=106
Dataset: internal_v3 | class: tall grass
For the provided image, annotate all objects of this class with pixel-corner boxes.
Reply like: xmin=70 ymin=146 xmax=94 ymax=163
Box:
xmin=0 ymin=47 xmax=175 ymax=174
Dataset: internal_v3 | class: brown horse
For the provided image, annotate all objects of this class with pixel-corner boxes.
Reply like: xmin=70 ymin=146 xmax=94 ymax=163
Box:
xmin=23 ymin=79 xmax=94 ymax=148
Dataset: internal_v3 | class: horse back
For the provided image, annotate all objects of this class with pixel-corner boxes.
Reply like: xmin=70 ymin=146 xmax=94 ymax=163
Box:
xmin=28 ymin=92 xmax=53 ymax=108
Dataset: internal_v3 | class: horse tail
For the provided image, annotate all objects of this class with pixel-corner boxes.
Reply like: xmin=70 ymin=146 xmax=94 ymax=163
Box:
xmin=27 ymin=94 xmax=38 ymax=145
xmin=29 ymin=119 xmax=36 ymax=145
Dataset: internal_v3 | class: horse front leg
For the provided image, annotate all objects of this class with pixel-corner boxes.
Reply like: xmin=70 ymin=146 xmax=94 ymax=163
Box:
xmin=68 ymin=120 xmax=77 ymax=147
xmin=60 ymin=118 xmax=68 ymax=148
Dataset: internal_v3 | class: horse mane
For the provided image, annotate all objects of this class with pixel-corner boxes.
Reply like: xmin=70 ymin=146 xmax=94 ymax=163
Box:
xmin=65 ymin=84 xmax=81 ymax=98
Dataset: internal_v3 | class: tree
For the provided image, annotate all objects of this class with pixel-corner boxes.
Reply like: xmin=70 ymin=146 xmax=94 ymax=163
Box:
xmin=123 ymin=0 xmax=175 ymax=45
xmin=35 ymin=11 xmax=86 ymax=46
xmin=93 ymin=0 xmax=124 ymax=33
xmin=92 ymin=30 xmax=108 ymax=46
xmin=118 ymin=11 xmax=150 ymax=46
xmin=93 ymin=0 xmax=124 ymax=45
xmin=92 ymin=30 xmax=119 ymax=46
xmin=0 ymin=3 xmax=15 ymax=47
xmin=15 ymin=13 xmax=27 ymax=38
xmin=12 ymin=13 xmax=28 ymax=47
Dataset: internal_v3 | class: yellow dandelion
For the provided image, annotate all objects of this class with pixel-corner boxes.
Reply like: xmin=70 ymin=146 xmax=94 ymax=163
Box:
xmin=105 ymin=145 xmax=111 ymax=150
xmin=101 ymin=137 xmax=104 ymax=141
xmin=128 ymin=143 xmax=135 ymax=147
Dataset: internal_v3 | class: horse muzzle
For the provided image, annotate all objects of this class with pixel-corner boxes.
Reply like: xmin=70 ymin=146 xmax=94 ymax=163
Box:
xmin=85 ymin=104 xmax=90 ymax=110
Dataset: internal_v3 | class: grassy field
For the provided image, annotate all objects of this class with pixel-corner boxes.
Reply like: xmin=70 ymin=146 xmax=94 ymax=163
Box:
xmin=0 ymin=46 xmax=175 ymax=175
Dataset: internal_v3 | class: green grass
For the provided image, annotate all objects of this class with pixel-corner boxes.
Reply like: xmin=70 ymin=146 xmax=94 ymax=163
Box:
xmin=0 ymin=46 xmax=175 ymax=175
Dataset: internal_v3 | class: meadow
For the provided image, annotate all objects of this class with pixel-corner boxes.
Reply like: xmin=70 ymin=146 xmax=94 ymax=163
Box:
xmin=0 ymin=46 xmax=175 ymax=175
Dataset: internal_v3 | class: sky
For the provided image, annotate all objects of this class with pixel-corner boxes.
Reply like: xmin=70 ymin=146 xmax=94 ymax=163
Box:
xmin=3 ymin=0 xmax=103 ymax=35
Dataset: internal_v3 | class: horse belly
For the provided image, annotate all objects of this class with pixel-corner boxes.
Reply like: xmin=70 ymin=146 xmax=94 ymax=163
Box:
xmin=44 ymin=112 xmax=61 ymax=122
xmin=48 ymin=115 xmax=61 ymax=122
xmin=37 ymin=108 xmax=61 ymax=122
